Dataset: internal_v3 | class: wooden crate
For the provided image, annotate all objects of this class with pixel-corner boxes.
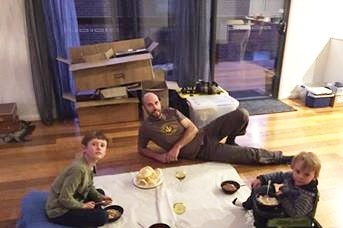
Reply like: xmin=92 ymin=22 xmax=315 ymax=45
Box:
xmin=0 ymin=103 xmax=20 ymax=134
xmin=0 ymin=103 xmax=17 ymax=122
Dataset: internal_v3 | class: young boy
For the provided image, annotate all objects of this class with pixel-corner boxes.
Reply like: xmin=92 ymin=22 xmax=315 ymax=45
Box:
xmin=233 ymin=151 xmax=321 ymax=228
xmin=46 ymin=131 xmax=113 ymax=227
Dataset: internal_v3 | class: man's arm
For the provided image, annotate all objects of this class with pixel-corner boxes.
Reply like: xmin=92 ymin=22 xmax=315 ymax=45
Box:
xmin=166 ymin=117 xmax=198 ymax=162
xmin=138 ymin=146 xmax=168 ymax=163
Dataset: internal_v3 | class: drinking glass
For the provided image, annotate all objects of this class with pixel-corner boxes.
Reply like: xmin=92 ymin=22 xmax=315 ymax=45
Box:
xmin=175 ymin=170 xmax=186 ymax=192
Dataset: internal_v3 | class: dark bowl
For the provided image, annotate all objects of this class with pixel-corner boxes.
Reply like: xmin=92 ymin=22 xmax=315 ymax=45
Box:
xmin=221 ymin=180 xmax=240 ymax=194
xmin=255 ymin=194 xmax=280 ymax=211
xmin=104 ymin=205 xmax=124 ymax=222
xmin=149 ymin=223 xmax=171 ymax=228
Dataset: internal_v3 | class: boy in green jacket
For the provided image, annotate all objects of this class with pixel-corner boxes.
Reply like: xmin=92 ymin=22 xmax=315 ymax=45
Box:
xmin=46 ymin=131 xmax=112 ymax=227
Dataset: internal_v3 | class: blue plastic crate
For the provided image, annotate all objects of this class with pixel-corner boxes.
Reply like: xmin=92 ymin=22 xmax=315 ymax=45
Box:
xmin=305 ymin=94 xmax=332 ymax=107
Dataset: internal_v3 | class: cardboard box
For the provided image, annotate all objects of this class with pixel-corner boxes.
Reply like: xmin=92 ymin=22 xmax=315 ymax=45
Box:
xmin=76 ymin=98 xmax=139 ymax=126
xmin=100 ymin=86 xmax=128 ymax=99
xmin=62 ymin=38 xmax=158 ymax=91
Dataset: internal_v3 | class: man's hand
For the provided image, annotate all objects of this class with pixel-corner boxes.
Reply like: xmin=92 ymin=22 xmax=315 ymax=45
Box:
xmin=167 ymin=145 xmax=181 ymax=162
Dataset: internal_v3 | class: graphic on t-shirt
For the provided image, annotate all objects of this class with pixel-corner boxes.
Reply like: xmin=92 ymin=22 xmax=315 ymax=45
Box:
xmin=160 ymin=123 xmax=178 ymax=135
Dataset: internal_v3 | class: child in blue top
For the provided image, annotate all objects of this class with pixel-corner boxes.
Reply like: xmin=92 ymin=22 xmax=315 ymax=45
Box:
xmin=233 ymin=151 xmax=321 ymax=228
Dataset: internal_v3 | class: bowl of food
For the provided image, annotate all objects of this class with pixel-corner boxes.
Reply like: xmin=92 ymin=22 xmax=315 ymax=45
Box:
xmin=221 ymin=180 xmax=240 ymax=194
xmin=104 ymin=205 xmax=124 ymax=222
xmin=149 ymin=223 xmax=171 ymax=228
xmin=256 ymin=194 xmax=280 ymax=211
xmin=134 ymin=166 xmax=163 ymax=189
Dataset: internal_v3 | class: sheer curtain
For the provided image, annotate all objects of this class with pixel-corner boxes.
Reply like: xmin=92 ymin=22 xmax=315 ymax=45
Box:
xmin=171 ymin=0 xmax=211 ymax=87
xmin=25 ymin=0 xmax=79 ymax=124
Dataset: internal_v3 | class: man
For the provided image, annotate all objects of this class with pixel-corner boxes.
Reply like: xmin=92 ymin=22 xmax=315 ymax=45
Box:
xmin=138 ymin=92 xmax=293 ymax=164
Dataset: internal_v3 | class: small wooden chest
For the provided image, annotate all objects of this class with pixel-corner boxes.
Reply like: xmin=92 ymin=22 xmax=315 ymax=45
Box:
xmin=0 ymin=103 xmax=20 ymax=133
xmin=0 ymin=103 xmax=17 ymax=122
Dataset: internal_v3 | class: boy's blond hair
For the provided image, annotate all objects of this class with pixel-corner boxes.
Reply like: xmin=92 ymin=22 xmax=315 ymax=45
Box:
xmin=291 ymin=152 xmax=321 ymax=179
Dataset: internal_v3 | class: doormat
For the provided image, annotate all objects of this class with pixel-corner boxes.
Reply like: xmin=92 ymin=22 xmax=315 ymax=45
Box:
xmin=238 ymin=98 xmax=296 ymax=115
xmin=230 ymin=89 xmax=265 ymax=99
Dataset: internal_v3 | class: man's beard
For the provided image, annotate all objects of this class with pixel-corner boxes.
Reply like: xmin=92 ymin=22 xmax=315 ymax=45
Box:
xmin=151 ymin=109 xmax=161 ymax=118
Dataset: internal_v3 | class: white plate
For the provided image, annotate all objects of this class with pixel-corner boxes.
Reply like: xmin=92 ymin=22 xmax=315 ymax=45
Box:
xmin=133 ymin=172 xmax=163 ymax=189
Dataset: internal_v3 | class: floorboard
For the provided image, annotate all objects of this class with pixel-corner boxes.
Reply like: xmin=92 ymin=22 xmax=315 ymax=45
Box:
xmin=1 ymin=99 xmax=342 ymax=228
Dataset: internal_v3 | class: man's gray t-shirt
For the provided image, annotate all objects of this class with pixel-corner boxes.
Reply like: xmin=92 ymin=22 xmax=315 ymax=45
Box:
xmin=138 ymin=108 xmax=203 ymax=159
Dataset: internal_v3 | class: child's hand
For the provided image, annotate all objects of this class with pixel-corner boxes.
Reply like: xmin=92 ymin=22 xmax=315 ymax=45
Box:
xmin=251 ymin=179 xmax=262 ymax=189
xmin=274 ymin=183 xmax=284 ymax=195
xmin=83 ymin=201 xmax=95 ymax=209
xmin=101 ymin=195 xmax=113 ymax=206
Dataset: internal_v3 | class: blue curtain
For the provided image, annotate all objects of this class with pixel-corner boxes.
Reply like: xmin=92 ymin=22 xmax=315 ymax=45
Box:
xmin=171 ymin=0 xmax=210 ymax=87
xmin=42 ymin=0 xmax=80 ymax=120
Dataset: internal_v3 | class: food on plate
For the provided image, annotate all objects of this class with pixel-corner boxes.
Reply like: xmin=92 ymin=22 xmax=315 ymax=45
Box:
xmin=220 ymin=180 xmax=240 ymax=194
xmin=107 ymin=209 xmax=121 ymax=219
xmin=257 ymin=195 xmax=279 ymax=206
xmin=173 ymin=202 xmax=186 ymax=215
xmin=222 ymin=183 xmax=237 ymax=192
xmin=136 ymin=166 xmax=162 ymax=187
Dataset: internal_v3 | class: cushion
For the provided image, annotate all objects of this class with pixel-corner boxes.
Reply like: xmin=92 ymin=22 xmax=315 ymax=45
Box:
xmin=16 ymin=191 xmax=70 ymax=228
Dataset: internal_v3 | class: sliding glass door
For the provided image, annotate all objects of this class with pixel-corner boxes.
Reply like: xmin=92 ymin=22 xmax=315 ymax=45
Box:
xmin=213 ymin=0 xmax=290 ymax=100
xmin=73 ymin=0 xmax=289 ymax=99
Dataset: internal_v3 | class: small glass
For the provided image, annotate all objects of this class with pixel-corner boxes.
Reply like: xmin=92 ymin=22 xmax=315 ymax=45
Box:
xmin=175 ymin=170 xmax=186 ymax=192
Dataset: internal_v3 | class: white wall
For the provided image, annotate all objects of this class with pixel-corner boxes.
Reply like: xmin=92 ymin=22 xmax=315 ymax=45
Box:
xmin=323 ymin=38 xmax=343 ymax=84
xmin=0 ymin=0 xmax=38 ymax=120
xmin=2 ymin=0 xmax=343 ymax=120
xmin=279 ymin=0 xmax=343 ymax=98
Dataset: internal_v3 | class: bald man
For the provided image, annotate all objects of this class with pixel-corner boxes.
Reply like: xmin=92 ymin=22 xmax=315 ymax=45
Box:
xmin=138 ymin=92 xmax=293 ymax=164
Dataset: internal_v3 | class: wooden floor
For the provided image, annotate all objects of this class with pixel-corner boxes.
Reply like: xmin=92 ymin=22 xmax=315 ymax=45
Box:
xmin=215 ymin=60 xmax=269 ymax=94
xmin=1 ymin=99 xmax=343 ymax=228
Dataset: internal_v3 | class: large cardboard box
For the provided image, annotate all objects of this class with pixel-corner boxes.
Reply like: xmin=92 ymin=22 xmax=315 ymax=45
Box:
xmin=59 ymin=38 xmax=161 ymax=126
xmin=65 ymin=38 xmax=157 ymax=91
xmin=76 ymin=98 xmax=139 ymax=126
